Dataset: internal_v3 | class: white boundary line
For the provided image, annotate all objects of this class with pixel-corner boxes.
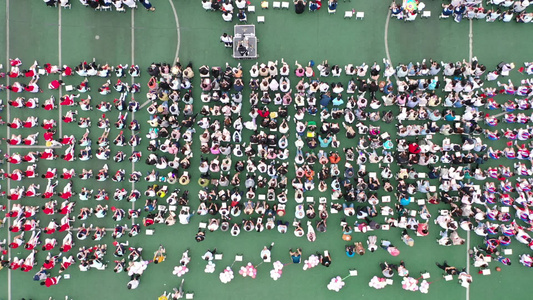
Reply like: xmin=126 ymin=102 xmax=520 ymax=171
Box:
xmin=72 ymin=228 xmax=120 ymax=232
xmin=8 ymin=145 xmax=62 ymax=149
xmin=468 ymin=19 xmax=473 ymax=64
xmin=131 ymin=8 xmax=136 ymax=227
xmin=168 ymin=0 xmax=181 ymax=63
xmin=492 ymin=111 xmax=507 ymax=118
xmin=384 ymin=10 xmax=398 ymax=81
xmin=58 ymin=5 xmax=63 ymax=137
xmin=140 ymin=99 xmax=151 ymax=109
xmin=384 ymin=10 xmax=392 ymax=67
xmin=466 ymin=230 xmax=471 ymax=300
xmin=467 ymin=18 xmax=473 ymax=300
xmin=5 ymin=1 xmax=12 ymax=300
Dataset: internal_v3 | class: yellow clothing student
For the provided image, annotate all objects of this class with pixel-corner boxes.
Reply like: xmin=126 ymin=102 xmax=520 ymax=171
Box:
xmin=153 ymin=246 xmax=166 ymax=264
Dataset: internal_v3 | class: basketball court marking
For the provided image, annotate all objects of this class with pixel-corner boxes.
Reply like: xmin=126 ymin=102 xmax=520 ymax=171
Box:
xmin=169 ymin=0 xmax=181 ymax=63
xmin=131 ymin=8 xmax=136 ymax=226
xmin=5 ymin=1 xmax=12 ymax=299
xmin=58 ymin=6 xmax=63 ymax=137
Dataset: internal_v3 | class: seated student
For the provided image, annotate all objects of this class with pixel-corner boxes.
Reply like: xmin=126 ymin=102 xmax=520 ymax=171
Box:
xmin=289 ymin=248 xmax=302 ymax=263
xmin=320 ymin=250 xmax=332 ymax=267
xmin=309 ymin=0 xmax=320 ymax=11
xmin=260 ymin=243 xmax=275 ymax=262
xmin=435 ymin=261 xmax=460 ymax=275
xmin=294 ymin=0 xmax=306 ymax=14
xmin=328 ymin=0 xmax=337 ymax=10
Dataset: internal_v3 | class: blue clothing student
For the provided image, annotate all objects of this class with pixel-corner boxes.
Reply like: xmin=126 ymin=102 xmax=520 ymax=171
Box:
xmin=442 ymin=6 xmax=453 ymax=16
xmin=320 ymin=93 xmax=332 ymax=107
xmin=383 ymin=81 xmax=394 ymax=95
xmin=400 ymin=196 xmax=410 ymax=206
xmin=331 ymin=96 xmax=344 ymax=106
xmin=444 ymin=111 xmax=457 ymax=121
xmin=318 ymin=136 xmax=332 ymax=147
xmin=428 ymin=109 xmax=442 ymax=121
xmin=139 ymin=0 xmax=155 ymax=11
xmin=290 ymin=249 xmax=302 ymax=263
xmin=309 ymin=1 xmax=318 ymax=11
xmin=428 ymin=78 xmax=438 ymax=90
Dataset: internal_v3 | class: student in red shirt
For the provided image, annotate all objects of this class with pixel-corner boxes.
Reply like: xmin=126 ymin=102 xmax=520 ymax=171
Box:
xmin=42 ymin=201 xmax=57 ymax=215
xmin=24 ymin=230 xmax=40 ymax=250
xmin=23 ymin=219 xmax=38 ymax=231
xmin=42 ymin=168 xmax=57 ymax=179
xmin=60 ymin=168 xmax=75 ymax=179
xmin=7 ymin=134 xmax=22 ymax=145
xmin=8 ymin=187 xmax=24 ymax=201
xmin=8 ymin=118 xmax=23 ymax=129
xmin=59 ymin=256 xmax=74 ymax=273
xmin=24 ymin=68 xmax=35 ymax=78
xmin=8 ymin=82 xmax=25 ymax=93
xmin=42 ymin=96 xmax=56 ymax=110
xmin=9 ymin=233 xmax=24 ymax=249
xmin=43 ymin=130 xmax=55 ymax=142
xmin=10 ymin=58 xmax=22 ymax=67
xmin=23 ymin=116 xmax=39 ymax=128
xmin=62 ymin=110 xmax=77 ymax=123
xmin=8 ymin=97 xmax=24 ymax=107
xmin=8 ymin=171 xmax=22 ymax=181
xmin=8 ymin=66 xmax=20 ymax=78
xmin=61 ymin=65 xmax=72 ymax=76
xmin=43 ymin=220 xmax=58 ymax=234
xmin=6 ymin=154 xmax=22 ymax=164
xmin=40 ymin=149 xmax=56 ymax=160
xmin=41 ymin=275 xmax=62 ymax=287
xmin=42 ymin=253 xmax=59 ymax=270
xmin=59 ymin=216 xmax=72 ymax=233
xmin=42 ymin=119 xmax=56 ymax=130
xmin=10 ymin=257 xmax=23 ymax=270
xmin=42 ymin=238 xmax=57 ymax=251
xmin=25 ymin=165 xmax=37 ymax=178
xmin=60 ymin=232 xmax=73 ymax=253
xmin=21 ymin=250 xmax=37 ymax=272
xmin=48 ymin=79 xmax=63 ymax=90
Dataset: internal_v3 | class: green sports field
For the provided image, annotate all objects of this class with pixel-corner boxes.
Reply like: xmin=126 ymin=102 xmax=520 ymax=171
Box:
xmin=0 ymin=1 xmax=532 ymax=300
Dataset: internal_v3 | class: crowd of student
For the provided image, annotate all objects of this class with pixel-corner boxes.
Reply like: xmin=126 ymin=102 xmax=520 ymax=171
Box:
xmin=44 ymin=0 xmax=156 ymax=11
xmin=2 ymin=55 xmax=533 ymax=296
xmin=202 ymin=0 xmax=344 ymax=21
xmin=438 ymin=0 xmax=532 ymax=22
xmin=1 ymin=57 xmax=157 ymax=290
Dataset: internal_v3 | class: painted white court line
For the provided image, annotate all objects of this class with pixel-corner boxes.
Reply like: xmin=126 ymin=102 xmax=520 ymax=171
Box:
xmin=71 ymin=228 xmax=122 ymax=232
xmin=384 ymin=10 xmax=398 ymax=81
xmin=168 ymin=0 xmax=181 ymax=63
xmin=5 ymin=1 xmax=12 ymax=300
xmin=58 ymin=5 xmax=63 ymax=137
xmin=466 ymin=230 xmax=471 ymax=300
xmin=131 ymin=8 xmax=136 ymax=227
xmin=469 ymin=19 xmax=473 ymax=63
xmin=492 ymin=111 xmax=508 ymax=118
xmin=131 ymin=8 xmax=135 ymax=68
xmin=140 ymin=100 xmax=151 ymax=109
xmin=8 ymin=145 xmax=62 ymax=149
xmin=466 ymin=18 xmax=473 ymax=300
